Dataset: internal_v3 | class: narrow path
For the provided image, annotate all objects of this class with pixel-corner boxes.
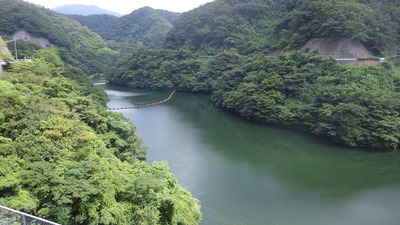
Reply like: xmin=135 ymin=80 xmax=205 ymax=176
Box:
xmin=107 ymin=90 xmax=176 ymax=111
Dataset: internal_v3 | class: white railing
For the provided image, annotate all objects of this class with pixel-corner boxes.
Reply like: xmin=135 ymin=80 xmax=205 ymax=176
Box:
xmin=0 ymin=205 xmax=61 ymax=225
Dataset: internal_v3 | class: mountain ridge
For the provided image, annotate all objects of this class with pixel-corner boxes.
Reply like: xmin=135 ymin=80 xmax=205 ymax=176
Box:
xmin=53 ymin=4 xmax=123 ymax=17
xmin=69 ymin=7 xmax=181 ymax=49
xmin=0 ymin=0 xmax=113 ymax=74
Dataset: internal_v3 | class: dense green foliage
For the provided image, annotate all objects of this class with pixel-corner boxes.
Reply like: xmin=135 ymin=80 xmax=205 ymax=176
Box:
xmin=0 ymin=49 xmax=202 ymax=224
xmin=273 ymin=0 xmax=400 ymax=54
xmin=108 ymin=47 xmax=208 ymax=92
xmin=70 ymin=7 xmax=181 ymax=50
xmin=0 ymin=0 xmax=116 ymax=74
xmin=211 ymin=50 xmax=400 ymax=149
xmin=1 ymin=2 xmax=202 ymax=223
xmin=164 ymin=0 xmax=400 ymax=55
xmin=164 ymin=0 xmax=271 ymax=55
xmin=108 ymin=0 xmax=400 ymax=150
xmin=109 ymin=46 xmax=400 ymax=149
xmin=68 ymin=14 xmax=119 ymax=36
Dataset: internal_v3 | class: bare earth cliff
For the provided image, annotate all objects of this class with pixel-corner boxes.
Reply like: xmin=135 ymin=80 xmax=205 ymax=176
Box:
xmin=13 ymin=30 xmax=56 ymax=48
xmin=303 ymin=38 xmax=372 ymax=58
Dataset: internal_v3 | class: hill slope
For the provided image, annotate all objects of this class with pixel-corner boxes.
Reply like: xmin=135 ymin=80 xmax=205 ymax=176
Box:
xmin=0 ymin=0 xmax=115 ymax=74
xmin=70 ymin=7 xmax=181 ymax=49
xmin=67 ymin=14 xmax=119 ymax=35
xmin=164 ymin=0 xmax=400 ymax=55
xmin=108 ymin=0 xmax=400 ymax=150
xmin=164 ymin=0 xmax=271 ymax=55
xmin=53 ymin=4 xmax=123 ymax=17
xmin=0 ymin=48 xmax=202 ymax=225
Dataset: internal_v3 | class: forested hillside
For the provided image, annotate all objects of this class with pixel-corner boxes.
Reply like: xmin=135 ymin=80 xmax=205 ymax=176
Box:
xmin=67 ymin=14 xmax=119 ymax=36
xmin=0 ymin=1 xmax=202 ymax=223
xmin=0 ymin=0 xmax=116 ymax=74
xmin=70 ymin=7 xmax=181 ymax=50
xmin=0 ymin=49 xmax=201 ymax=224
xmin=109 ymin=0 xmax=400 ymax=150
xmin=164 ymin=0 xmax=400 ymax=55
xmin=163 ymin=0 xmax=271 ymax=55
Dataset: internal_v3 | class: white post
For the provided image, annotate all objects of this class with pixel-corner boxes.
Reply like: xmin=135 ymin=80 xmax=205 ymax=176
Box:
xmin=14 ymin=36 xmax=17 ymax=60
xmin=4 ymin=38 xmax=17 ymax=60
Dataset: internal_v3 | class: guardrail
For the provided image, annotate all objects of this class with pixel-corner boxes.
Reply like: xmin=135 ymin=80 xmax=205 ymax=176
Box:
xmin=0 ymin=205 xmax=61 ymax=225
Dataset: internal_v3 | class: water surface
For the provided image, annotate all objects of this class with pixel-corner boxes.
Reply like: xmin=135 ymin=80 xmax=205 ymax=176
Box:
xmin=104 ymin=84 xmax=400 ymax=225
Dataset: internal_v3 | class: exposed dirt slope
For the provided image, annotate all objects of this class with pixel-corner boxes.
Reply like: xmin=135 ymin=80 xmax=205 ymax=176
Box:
xmin=303 ymin=38 xmax=372 ymax=58
xmin=13 ymin=30 xmax=56 ymax=48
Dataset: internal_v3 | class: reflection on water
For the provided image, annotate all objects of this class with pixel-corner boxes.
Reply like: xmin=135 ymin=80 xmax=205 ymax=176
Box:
xmin=105 ymin=83 xmax=400 ymax=225
xmin=106 ymin=90 xmax=150 ymax=98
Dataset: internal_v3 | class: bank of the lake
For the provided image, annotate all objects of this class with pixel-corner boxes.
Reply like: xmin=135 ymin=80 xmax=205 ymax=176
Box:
xmin=104 ymin=84 xmax=400 ymax=225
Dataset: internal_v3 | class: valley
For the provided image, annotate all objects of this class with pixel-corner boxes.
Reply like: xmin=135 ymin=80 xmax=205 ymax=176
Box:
xmin=1 ymin=0 xmax=400 ymax=224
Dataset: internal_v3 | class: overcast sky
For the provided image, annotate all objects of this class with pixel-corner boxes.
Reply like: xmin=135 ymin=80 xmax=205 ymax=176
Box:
xmin=23 ymin=0 xmax=215 ymax=14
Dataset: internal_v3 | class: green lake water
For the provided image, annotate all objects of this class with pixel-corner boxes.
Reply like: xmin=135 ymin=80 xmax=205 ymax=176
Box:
xmin=104 ymin=83 xmax=400 ymax=225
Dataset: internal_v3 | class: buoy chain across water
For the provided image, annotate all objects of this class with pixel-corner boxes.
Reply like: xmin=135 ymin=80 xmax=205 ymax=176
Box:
xmin=107 ymin=90 xmax=176 ymax=111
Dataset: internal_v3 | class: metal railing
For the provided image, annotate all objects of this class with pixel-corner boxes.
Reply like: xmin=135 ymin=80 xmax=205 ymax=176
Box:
xmin=0 ymin=205 xmax=61 ymax=225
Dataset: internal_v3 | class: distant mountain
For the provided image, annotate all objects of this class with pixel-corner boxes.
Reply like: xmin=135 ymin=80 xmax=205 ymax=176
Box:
xmin=69 ymin=7 xmax=181 ymax=49
xmin=53 ymin=4 xmax=123 ymax=17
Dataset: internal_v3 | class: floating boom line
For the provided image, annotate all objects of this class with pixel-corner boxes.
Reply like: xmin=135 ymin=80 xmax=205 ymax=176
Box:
xmin=107 ymin=90 xmax=176 ymax=111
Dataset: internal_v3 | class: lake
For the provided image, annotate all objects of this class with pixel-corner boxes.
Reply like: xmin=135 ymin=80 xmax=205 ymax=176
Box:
xmin=104 ymin=83 xmax=400 ymax=225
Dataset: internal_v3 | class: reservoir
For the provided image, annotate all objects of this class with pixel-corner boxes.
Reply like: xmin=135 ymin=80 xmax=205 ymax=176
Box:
xmin=104 ymin=84 xmax=400 ymax=225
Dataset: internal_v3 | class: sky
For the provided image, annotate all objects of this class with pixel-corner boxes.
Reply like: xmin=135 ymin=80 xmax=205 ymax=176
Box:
xmin=23 ymin=0 xmax=215 ymax=14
